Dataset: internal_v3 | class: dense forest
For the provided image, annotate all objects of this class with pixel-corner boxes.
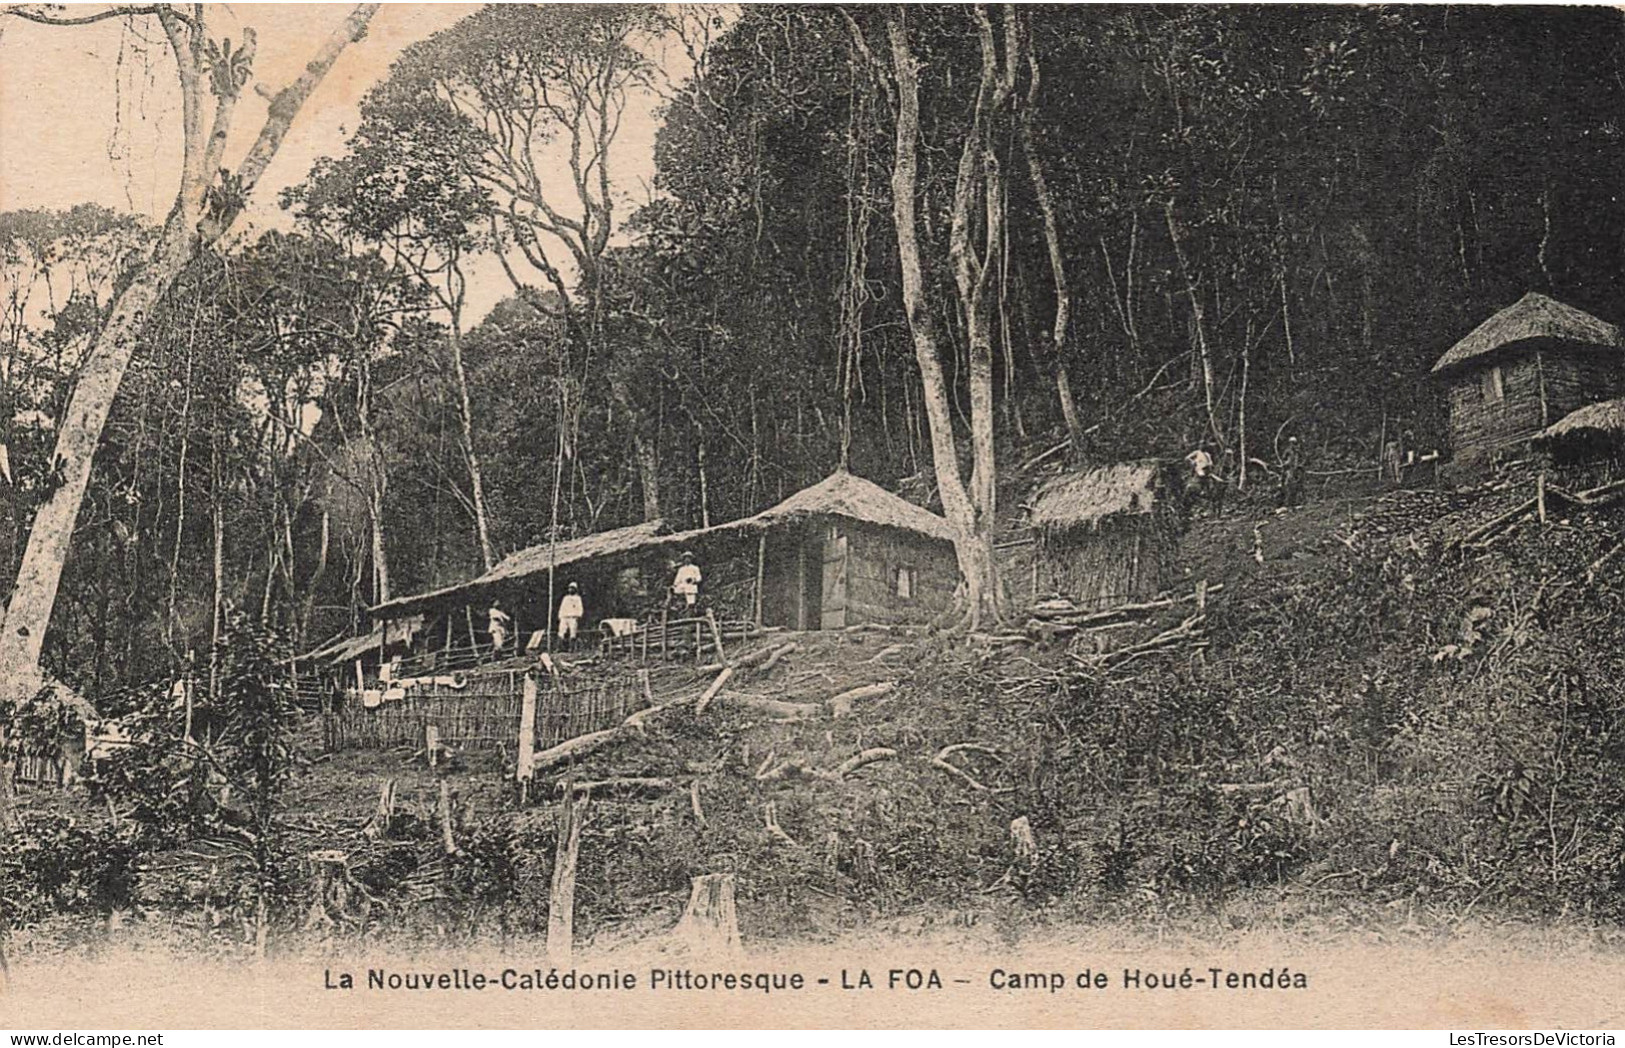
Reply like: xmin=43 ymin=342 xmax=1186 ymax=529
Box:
xmin=5 ymin=4 xmax=1625 ymax=702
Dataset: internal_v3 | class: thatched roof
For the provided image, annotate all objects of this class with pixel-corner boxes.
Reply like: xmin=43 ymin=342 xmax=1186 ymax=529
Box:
xmin=1030 ymin=461 xmax=1168 ymax=534
xmin=362 ymin=472 xmax=953 ymax=622
xmin=369 ymin=520 xmax=666 ymax=618
xmin=1431 ymin=292 xmax=1625 ymax=375
xmin=746 ymin=469 xmax=957 ymax=543
xmin=299 ymin=614 xmax=424 ymax=664
xmin=1535 ymin=397 xmax=1625 ymax=445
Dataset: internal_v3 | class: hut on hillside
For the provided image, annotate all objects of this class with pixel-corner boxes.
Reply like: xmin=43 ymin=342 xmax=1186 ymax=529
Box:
xmin=1533 ymin=396 xmax=1625 ymax=484
xmin=1028 ymin=461 xmax=1183 ymax=611
xmin=1431 ymin=292 xmax=1625 ymax=464
xmin=347 ymin=471 xmax=961 ymax=676
xmin=736 ymin=470 xmax=961 ymax=630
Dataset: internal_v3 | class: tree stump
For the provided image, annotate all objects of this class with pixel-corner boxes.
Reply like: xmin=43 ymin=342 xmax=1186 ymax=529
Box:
xmin=674 ymin=873 xmax=741 ymax=955
xmin=1011 ymin=816 xmax=1038 ymax=871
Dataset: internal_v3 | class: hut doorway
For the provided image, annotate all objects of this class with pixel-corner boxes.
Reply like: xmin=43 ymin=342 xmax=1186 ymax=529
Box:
xmin=820 ymin=526 xmax=849 ymax=629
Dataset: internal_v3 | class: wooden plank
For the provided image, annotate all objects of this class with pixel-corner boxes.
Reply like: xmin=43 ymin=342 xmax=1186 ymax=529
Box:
xmin=547 ymin=787 xmax=585 ymax=964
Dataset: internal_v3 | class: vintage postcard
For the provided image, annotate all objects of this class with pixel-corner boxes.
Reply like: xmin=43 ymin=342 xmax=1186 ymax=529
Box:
xmin=1 ymin=2 xmax=1624 ymax=1032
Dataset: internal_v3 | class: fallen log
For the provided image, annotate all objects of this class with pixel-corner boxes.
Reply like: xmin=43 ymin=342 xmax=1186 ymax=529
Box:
xmin=720 ymin=692 xmax=822 ymax=721
xmin=756 ymin=757 xmax=820 ymax=782
xmin=1451 ymin=496 xmax=1537 ymax=550
xmin=833 ymin=747 xmax=896 ymax=779
xmin=560 ymin=777 xmax=677 ymax=798
xmin=829 ymin=681 xmax=896 ymax=718
xmin=865 ymin=643 xmax=907 ymax=664
xmin=534 ymin=668 xmax=729 ymax=773
xmin=930 ymin=743 xmax=1007 ymax=793
xmin=693 ymin=666 xmax=735 ymax=716
xmin=1030 ymin=584 xmax=1225 ymax=626
xmin=1588 ymin=541 xmax=1625 ymax=583
xmin=735 ymin=640 xmax=798 ymax=672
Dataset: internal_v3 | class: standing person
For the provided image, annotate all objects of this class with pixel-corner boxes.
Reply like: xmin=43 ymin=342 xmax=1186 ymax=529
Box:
xmin=1278 ymin=436 xmax=1305 ymax=508
xmin=557 ymin=582 xmax=584 ymax=651
xmin=1382 ymin=433 xmax=1403 ymax=486
xmin=487 ymin=599 xmax=512 ymax=654
xmin=671 ymin=551 xmax=703 ymax=613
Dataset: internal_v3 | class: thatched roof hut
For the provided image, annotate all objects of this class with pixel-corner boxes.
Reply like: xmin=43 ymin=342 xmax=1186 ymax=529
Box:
xmin=702 ymin=469 xmax=959 ymax=545
xmin=1431 ymin=292 xmax=1625 ymax=376
xmin=1533 ymin=397 xmax=1625 ymax=475
xmin=354 ymin=470 xmax=960 ymax=660
xmin=1431 ymin=293 xmax=1625 ymax=463
xmin=1028 ymin=461 xmax=1183 ymax=610
xmin=1536 ymin=397 xmax=1625 ymax=444
xmin=1030 ymin=461 xmax=1169 ymax=535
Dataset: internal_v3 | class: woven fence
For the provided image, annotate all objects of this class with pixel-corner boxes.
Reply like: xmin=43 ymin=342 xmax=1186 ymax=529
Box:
xmin=322 ymin=666 xmax=647 ymax=754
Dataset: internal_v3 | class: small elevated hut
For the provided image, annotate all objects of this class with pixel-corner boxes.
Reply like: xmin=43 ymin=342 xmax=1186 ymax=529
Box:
xmin=1029 ymin=461 xmax=1183 ymax=611
xmin=1432 ymin=292 xmax=1625 ymax=465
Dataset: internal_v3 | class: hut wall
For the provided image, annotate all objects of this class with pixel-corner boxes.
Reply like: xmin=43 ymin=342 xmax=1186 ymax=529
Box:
xmin=1539 ymin=350 xmax=1625 ymax=420
xmin=1449 ymin=348 xmax=1625 ymax=462
xmin=1447 ymin=353 xmax=1546 ymax=461
xmin=842 ymin=520 xmax=959 ymax=625
xmin=1038 ymin=519 xmax=1175 ymax=611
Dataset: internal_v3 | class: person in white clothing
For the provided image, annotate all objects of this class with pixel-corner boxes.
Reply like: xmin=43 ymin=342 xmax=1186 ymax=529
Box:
xmin=557 ymin=582 xmax=584 ymax=650
xmin=487 ymin=599 xmax=511 ymax=653
xmin=672 ymin=551 xmax=702 ymax=611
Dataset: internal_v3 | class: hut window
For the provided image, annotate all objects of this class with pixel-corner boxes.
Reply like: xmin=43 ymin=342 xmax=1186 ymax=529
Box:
xmin=1480 ymin=365 xmax=1505 ymax=403
xmin=895 ymin=565 xmax=916 ymax=600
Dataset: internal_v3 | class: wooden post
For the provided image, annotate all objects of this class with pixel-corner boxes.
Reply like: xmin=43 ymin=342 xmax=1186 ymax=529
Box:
xmin=706 ymin=609 xmax=727 ymax=666
xmin=674 ymin=873 xmax=741 ymax=954
xmin=1195 ymin=579 xmax=1208 ymax=614
xmin=425 ymin=723 xmax=440 ymax=768
xmin=517 ymin=672 xmax=538 ymax=788
xmin=547 ymin=786 xmax=585 ymax=965
xmin=661 ymin=605 xmax=669 ymax=660
xmin=753 ymin=534 xmax=767 ymax=628
xmin=439 ymin=781 xmax=456 ymax=855
xmin=1537 ymin=472 xmax=1548 ymax=525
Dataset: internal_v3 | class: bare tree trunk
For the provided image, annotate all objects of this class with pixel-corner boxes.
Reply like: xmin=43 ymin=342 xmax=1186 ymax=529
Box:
xmin=1017 ymin=28 xmax=1088 ymax=463
xmin=618 ymin=384 xmax=662 ymax=523
xmin=0 ymin=3 xmax=380 ymax=700
xmin=882 ymin=13 xmax=996 ymax=626
xmin=445 ymin=316 xmax=496 ymax=571
xmin=1163 ymin=198 xmax=1221 ymax=443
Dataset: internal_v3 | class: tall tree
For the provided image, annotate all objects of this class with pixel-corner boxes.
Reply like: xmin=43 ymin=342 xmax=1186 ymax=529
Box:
xmin=0 ymin=3 xmax=380 ymax=703
xmin=367 ymin=4 xmax=668 ymax=522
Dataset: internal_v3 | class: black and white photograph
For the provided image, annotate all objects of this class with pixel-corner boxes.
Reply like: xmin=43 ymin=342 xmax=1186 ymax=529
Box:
xmin=1 ymin=1 xmax=1624 ymax=1032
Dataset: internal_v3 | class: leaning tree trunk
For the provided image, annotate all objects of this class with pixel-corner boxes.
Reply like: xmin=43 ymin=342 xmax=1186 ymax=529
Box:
xmin=1017 ymin=38 xmax=1088 ymax=464
xmin=0 ymin=3 xmax=380 ymax=701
